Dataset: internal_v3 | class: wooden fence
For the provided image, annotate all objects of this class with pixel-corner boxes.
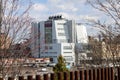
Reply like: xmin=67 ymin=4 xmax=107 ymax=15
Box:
xmin=1 ymin=67 xmax=120 ymax=80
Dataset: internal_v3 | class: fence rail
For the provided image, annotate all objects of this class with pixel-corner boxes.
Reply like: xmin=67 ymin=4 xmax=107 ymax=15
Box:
xmin=1 ymin=67 xmax=120 ymax=80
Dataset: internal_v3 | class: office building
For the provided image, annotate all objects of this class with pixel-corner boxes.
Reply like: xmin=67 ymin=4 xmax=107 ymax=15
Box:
xmin=31 ymin=16 xmax=88 ymax=65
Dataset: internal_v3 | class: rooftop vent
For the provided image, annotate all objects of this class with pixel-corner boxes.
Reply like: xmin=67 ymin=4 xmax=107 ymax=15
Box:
xmin=48 ymin=15 xmax=62 ymax=20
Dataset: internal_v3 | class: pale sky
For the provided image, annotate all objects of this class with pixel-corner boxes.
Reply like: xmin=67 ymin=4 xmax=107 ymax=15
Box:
xmin=29 ymin=0 xmax=107 ymax=36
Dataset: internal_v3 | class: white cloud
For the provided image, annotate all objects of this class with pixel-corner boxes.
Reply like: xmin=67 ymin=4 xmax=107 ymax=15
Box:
xmin=54 ymin=12 xmax=98 ymax=20
xmin=48 ymin=0 xmax=61 ymax=3
xmin=30 ymin=0 xmax=102 ymax=23
xmin=32 ymin=3 xmax=48 ymax=11
xmin=47 ymin=0 xmax=80 ymax=12
xmin=79 ymin=15 xmax=99 ymax=21
xmin=58 ymin=4 xmax=78 ymax=12
xmin=30 ymin=0 xmax=116 ymax=36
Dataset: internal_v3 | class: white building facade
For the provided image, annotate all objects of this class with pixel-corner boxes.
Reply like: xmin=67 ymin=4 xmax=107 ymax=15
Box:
xmin=31 ymin=16 xmax=88 ymax=66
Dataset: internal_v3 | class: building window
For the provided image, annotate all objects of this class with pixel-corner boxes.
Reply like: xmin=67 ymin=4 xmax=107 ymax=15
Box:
xmin=45 ymin=46 xmax=48 ymax=50
xmin=44 ymin=46 xmax=53 ymax=50
xmin=58 ymin=32 xmax=65 ymax=36
xmin=64 ymin=56 xmax=73 ymax=61
xmin=53 ymin=39 xmax=57 ymax=43
xmin=50 ymin=52 xmax=57 ymax=54
xmin=45 ymin=52 xmax=48 ymax=54
xmin=49 ymin=46 xmax=53 ymax=49
xmin=63 ymin=46 xmax=72 ymax=50
xmin=57 ymin=28 xmax=64 ymax=30
xmin=57 ymin=23 xmax=65 ymax=25
xmin=64 ymin=52 xmax=72 ymax=53
xmin=45 ymin=21 xmax=52 ymax=43
xmin=58 ymin=39 xmax=67 ymax=43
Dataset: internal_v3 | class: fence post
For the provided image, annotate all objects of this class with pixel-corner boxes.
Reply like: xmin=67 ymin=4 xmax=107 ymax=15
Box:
xmin=108 ymin=68 xmax=111 ymax=80
xmin=0 ymin=78 xmax=3 ymax=80
xmin=75 ymin=71 xmax=79 ymax=80
xmin=50 ymin=73 xmax=55 ymax=80
xmin=89 ymin=69 xmax=93 ymax=80
xmin=57 ymin=72 xmax=62 ymax=80
xmin=117 ymin=67 xmax=120 ymax=80
xmin=105 ymin=68 xmax=108 ymax=80
xmin=93 ymin=69 xmax=97 ymax=80
xmin=111 ymin=67 xmax=114 ymax=80
xmin=64 ymin=72 xmax=68 ymax=80
xmin=8 ymin=77 xmax=14 ymax=80
xmin=80 ymin=70 xmax=84 ymax=80
xmin=36 ymin=75 xmax=42 ymax=80
xmin=84 ymin=70 xmax=88 ymax=80
xmin=27 ymin=75 xmax=33 ymax=80
xmin=101 ymin=68 xmax=104 ymax=80
xmin=97 ymin=68 xmax=101 ymax=80
xmin=70 ymin=72 xmax=74 ymax=80
xmin=44 ymin=74 xmax=48 ymax=80
xmin=19 ymin=76 xmax=24 ymax=80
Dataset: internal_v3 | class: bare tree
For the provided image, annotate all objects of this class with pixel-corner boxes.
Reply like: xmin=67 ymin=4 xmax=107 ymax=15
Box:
xmin=0 ymin=0 xmax=32 ymax=78
xmin=86 ymin=0 xmax=120 ymax=67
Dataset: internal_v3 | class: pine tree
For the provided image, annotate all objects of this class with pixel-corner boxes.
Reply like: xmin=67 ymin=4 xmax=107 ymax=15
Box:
xmin=53 ymin=55 xmax=68 ymax=73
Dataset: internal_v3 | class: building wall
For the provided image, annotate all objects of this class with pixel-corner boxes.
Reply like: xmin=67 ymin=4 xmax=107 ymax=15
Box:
xmin=54 ymin=20 xmax=69 ymax=43
xmin=67 ymin=20 xmax=76 ymax=43
xmin=31 ymin=22 xmax=39 ymax=57
xmin=76 ymin=24 xmax=88 ymax=44
xmin=40 ymin=43 xmax=61 ymax=63
xmin=61 ymin=43 xmax=75 ymax=65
